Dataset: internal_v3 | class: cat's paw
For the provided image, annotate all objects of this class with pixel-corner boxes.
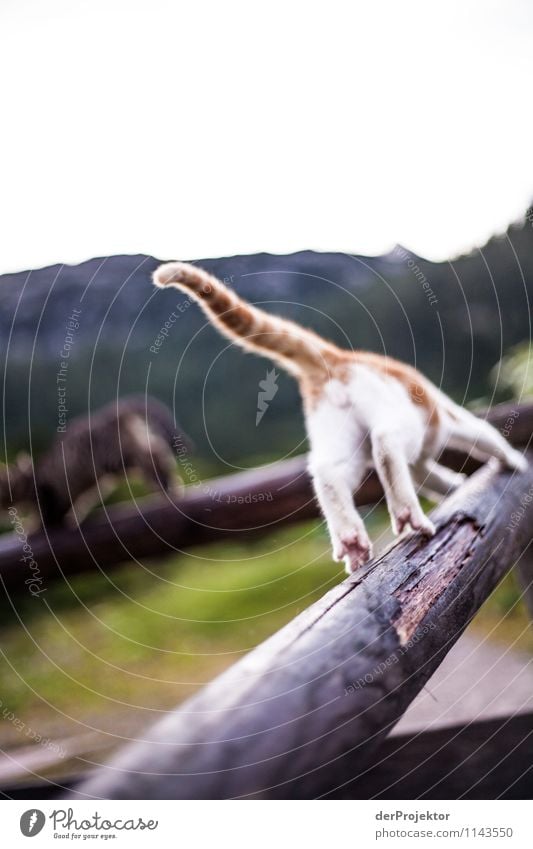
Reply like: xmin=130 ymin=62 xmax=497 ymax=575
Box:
xmin=393 ymin=507 xmax=436 ymax=538
xmin=333 ymin=530 xmax=373 ymax=574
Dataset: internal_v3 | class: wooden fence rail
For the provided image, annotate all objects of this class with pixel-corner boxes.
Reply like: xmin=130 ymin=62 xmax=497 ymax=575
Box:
xmin=69 ymin=452 xmax=533 ymax=799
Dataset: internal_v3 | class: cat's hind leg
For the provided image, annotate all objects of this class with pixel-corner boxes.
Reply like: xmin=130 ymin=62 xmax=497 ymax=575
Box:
xmin=445 ymin=412 xmax=527 ymax=472
xmin=412 ymin=457 xmax=466 ymax=500
xmin=371 ymin=427 xmax=436 ymax=537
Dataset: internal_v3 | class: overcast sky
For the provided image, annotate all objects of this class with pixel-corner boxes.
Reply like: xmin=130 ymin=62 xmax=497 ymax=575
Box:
xmin=0 ymin=0 xmax=532 ymax=273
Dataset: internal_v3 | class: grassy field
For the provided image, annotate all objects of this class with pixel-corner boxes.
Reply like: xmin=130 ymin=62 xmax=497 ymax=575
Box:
xmin=0 ymin=518 xmax=343 ymax=748
xmin=0 ymin=508 xmax=532 ymax=752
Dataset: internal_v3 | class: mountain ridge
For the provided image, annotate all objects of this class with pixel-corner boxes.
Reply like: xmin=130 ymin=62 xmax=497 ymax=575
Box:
xmin=1 ymin=215 xmax=532 ymax=465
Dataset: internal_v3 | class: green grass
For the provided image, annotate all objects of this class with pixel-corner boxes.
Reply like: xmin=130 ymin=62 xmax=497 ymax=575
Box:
xmin=469 ymin=569 xmax=533 ymax=654
xmin=0 ymin=519 xmax=344 ymax=745
xmin=0 ymin=507 xmax=531 ymax=749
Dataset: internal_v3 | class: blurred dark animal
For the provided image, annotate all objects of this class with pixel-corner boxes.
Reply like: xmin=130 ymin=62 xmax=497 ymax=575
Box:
xmin=0 ymin=396 xmax=189 ymax=527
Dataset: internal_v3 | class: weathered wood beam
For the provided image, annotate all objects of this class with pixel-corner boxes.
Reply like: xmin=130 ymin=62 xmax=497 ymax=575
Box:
xmin=0 ymin=401 xmax=530 ymax=594
xmin=16 ymin=712 xmax=529 ymax=801
xmin=10 ymin=712 xmax=533 ymax=800
xmin=0 ymin=456 xmax=322 ymax=595
xmin=331 ymin=712 xmax=533 ymax=800
xmin=69 ymin=454 xmax=533 ymax=799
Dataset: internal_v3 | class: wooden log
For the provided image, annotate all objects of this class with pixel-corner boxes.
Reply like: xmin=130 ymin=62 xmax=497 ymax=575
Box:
xmin=331 ymin=713 xmax=533 ymax=800
xmin=13 ymin=712 xmax=531 ymax=801
xmin=1 ymin=778 xmax=79 ymax=801
xmin=1 ymin=400 xmax=531 ymax=594
xmin=0 ymin=456 xmax=322 ymax=595
xmin=68 ymin=454 xmax=533 ymax=799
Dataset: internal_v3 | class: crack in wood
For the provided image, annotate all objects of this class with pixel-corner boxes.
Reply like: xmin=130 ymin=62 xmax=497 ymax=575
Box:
xmin=391 ymin=514 xmax=482 ymax=645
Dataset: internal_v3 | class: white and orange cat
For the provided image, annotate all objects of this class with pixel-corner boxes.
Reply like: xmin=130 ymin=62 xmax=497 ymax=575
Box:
xmin=153 ymin=261 xmax=527 ymax=574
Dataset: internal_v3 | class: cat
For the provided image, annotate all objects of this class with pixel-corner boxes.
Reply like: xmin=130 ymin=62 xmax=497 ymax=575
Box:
xmin=0 ymin=396 xmax=188 ymax=528
xmin=153 ymin=261 xmax=527 ymax=574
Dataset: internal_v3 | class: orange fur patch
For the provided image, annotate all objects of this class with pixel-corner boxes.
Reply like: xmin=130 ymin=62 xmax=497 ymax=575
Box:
xmin=300 ymin=350 xmax=440 ymax=426
xmin=352 ymin=352 xmax=440 ymax=425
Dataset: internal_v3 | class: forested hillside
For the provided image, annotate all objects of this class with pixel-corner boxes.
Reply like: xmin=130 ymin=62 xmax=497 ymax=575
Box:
xmin=1 ymin=210 xmax=532 ymax=469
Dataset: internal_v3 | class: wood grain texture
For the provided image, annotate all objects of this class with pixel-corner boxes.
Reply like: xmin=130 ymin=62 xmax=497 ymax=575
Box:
xmin=69 ymin=454 xmax=533 ymax=799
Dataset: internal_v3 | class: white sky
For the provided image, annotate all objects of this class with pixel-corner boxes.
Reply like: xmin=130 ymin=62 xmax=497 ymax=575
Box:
xmin=0 ymin=0 xmax=532 ymax=273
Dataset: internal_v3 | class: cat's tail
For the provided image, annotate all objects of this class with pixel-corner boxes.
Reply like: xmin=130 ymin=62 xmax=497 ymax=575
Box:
xmin=153 ymin=261 xmax=343 ymax=377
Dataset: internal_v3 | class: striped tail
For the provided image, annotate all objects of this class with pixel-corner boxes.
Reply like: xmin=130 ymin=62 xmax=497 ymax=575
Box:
xmin=153 ymin=261 xmax=342 ymax=377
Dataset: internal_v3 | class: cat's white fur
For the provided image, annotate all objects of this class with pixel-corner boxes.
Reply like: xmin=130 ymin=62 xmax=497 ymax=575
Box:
xmin=153 ymin=261 xmax=527 ymax=574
